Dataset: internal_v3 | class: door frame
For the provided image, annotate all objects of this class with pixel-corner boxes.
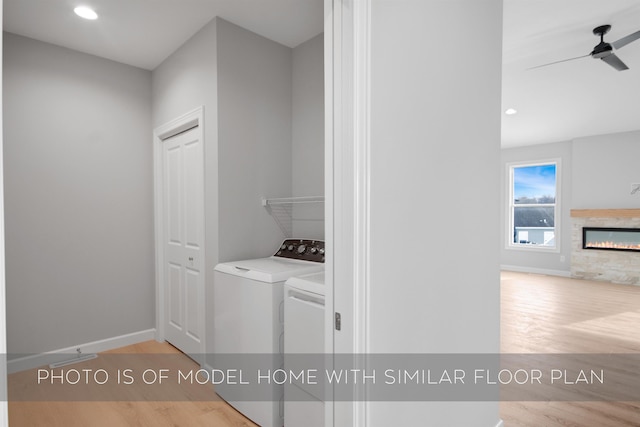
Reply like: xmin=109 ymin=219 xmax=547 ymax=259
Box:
xmin=152 ymin=106 xmax=205 ymax=356
xmin=0 ymin=5 xmax=8 ymax=425
xmin=326 ymin=0 xmax=371 ymax=425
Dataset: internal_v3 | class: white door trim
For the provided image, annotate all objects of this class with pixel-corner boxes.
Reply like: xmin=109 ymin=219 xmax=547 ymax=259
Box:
xmin=0 ymin=4 xmax=8 ymax=424
xmin=328 ymin=0 xmax=371 ymax=425
xmin=152 ymin=106 xmax=205 ymax=357
xmin=324 ymin=1 xmax=335 ymax=425
xmin=352 ymin=0 xmax=372 ymax=367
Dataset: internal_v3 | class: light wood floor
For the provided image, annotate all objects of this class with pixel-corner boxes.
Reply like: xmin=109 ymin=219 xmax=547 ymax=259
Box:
xmin=8 ymin=272 xmax=640 ymax=426
xmin=8 ymin=340 xmax=258 ymax=427
xmin=500 ymin=271 xmax=640 ymax=426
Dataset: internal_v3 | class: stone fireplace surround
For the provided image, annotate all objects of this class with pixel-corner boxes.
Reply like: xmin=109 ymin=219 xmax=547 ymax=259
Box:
xmin=571 ymin=209 xmax=640 ymax=285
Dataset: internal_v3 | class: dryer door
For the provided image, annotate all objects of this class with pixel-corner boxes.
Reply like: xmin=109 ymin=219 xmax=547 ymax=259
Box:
xmin=284 ymin=286 xmax=325 ymax=405
xmin=284 ymin=287 xmax=325 ymax=354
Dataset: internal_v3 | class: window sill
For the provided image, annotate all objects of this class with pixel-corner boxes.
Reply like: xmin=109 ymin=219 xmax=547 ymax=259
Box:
xmin=506 ymin=244 xmax=560 ymax=254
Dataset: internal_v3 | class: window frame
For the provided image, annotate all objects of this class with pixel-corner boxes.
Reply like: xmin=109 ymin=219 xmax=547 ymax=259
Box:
xmin=506 ymin=159 xmax=561 ymax=253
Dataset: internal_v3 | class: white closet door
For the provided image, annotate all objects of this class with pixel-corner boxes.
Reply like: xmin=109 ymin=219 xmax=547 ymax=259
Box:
xmin=162 ymin=126 xmax=205 ymax=360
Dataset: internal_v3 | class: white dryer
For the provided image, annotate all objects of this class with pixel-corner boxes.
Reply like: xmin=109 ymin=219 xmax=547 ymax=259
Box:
xmin=213 ymin=239 xmax=325 ymax=427
xmin=284 ymin=271 xmax=326 ymax=427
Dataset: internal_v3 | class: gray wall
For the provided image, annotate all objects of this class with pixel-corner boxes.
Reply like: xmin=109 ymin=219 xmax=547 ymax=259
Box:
xmin=216 ymin=18 xmax=293 ymax=261
xmin=366 ymin=0 xmax=502 ymax=425
xmin=500 ymin=130 xmax=640 ymax=275
xmin=3 ymin=33 xmax=154 ymax=355
xmin=572 ymin=130 xmax=640 ymax=209
xmin=292 ymin=34 xmax=324 ymax=240
xmin=500 ymin=141 xmax=573 ymax=275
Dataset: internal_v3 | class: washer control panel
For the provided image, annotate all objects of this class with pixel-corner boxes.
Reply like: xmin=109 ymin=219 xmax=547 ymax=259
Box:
xmin=274 ymin=239 xmax=325 ymax=263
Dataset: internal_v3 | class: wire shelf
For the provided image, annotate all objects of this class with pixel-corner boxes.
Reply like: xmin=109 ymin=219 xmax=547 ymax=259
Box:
xmin=262 ymin=196 xmax=325 ymax=237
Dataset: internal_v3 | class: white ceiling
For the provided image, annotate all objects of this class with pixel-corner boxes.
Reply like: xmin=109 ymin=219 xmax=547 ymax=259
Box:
xmin=3 ymin=0 xmax=324 ymax=70
xmin=502 ymin=0 xmax=640 ymax=147
xmin=4 ymin=0 xmax=640 ymax=148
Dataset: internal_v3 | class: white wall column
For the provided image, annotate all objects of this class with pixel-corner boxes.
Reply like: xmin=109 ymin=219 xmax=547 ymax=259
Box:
xmin=330 ymin=0 xmax=504 ymax=425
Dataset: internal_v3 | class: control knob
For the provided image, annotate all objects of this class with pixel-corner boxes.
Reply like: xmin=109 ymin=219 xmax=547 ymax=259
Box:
xmin=310 ymin=247 xmax=318 ymax=254
xmin=297 ymin=245 xmax=307 ymax=254
xmin=288 ymin=245 xmax=294 ymax=251
xmin=319 ymin=248 xmax=325 ymax=255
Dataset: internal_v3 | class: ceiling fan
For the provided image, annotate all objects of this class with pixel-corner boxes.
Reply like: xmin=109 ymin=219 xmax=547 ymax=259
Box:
xmin=531 ymin=25 xmax=640 ymax=71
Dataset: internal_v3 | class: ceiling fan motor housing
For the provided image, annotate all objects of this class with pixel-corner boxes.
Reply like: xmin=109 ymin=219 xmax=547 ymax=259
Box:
xmin=591 ymin=25 xmax=613 ymax=58
xmin=592 ymin=42 xmax=613 ymax=58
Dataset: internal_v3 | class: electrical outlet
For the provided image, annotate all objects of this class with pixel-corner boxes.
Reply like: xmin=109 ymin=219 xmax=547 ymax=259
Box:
xmin=631 ymin=183 xmax=640 ymax=195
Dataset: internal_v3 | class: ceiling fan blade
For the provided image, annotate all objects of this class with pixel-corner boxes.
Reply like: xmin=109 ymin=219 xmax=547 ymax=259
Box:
xmin=600 ymin=53 xmax=629 ymax=71
xmin=527 ymin=54 xmax=590 ymax=70
xmin=612 ymin=30 xmax=640 ymax=49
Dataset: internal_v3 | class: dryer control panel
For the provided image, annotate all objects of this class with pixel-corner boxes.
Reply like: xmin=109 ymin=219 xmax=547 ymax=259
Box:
xmin=274 ymin=239 xmax=325 ymax=263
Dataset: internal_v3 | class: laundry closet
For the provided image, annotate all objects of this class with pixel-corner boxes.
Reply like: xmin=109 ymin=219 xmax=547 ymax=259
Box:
xmin=154 ymin=18 xmax=326 ymax=427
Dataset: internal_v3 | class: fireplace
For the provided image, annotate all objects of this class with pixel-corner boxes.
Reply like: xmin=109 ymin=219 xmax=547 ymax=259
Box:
xmin=582 ymin=227 xmax=640 ymax=252
xmin=571 ymin=209 xmax=640 ymax=285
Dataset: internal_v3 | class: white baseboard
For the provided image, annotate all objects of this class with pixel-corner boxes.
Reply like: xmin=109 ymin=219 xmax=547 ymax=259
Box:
xmin=7 ymin=329 xmax=156 ymax=374
xmin=495 ymin=419 xmax=504 ymax=427
xmin=501 ymin=264 xmax=571 ymax=277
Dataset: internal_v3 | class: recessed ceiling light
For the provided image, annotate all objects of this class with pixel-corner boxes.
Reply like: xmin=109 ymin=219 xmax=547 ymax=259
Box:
xmin=74 ymin=6 xmax=98 ymax=20
xmin=505 ymin=108 xmax=518 ymax=115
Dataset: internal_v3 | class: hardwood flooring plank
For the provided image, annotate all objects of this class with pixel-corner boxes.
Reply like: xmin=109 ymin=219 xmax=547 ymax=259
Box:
xmin=501 ymin=272 xmax=640 ymax=426
xmin=8 ymin=340 xmax=258 ymax=427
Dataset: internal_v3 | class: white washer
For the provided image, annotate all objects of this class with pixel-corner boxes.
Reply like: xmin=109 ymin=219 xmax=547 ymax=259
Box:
xmin=213 ymin=239 xmax=325 ymax=427
xmin=284 ymin=271 xmax=325 ymax=427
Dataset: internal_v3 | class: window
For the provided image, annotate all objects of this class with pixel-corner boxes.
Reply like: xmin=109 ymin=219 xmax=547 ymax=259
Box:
xmin=508 ymin=161 xmax=559 ymax=250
